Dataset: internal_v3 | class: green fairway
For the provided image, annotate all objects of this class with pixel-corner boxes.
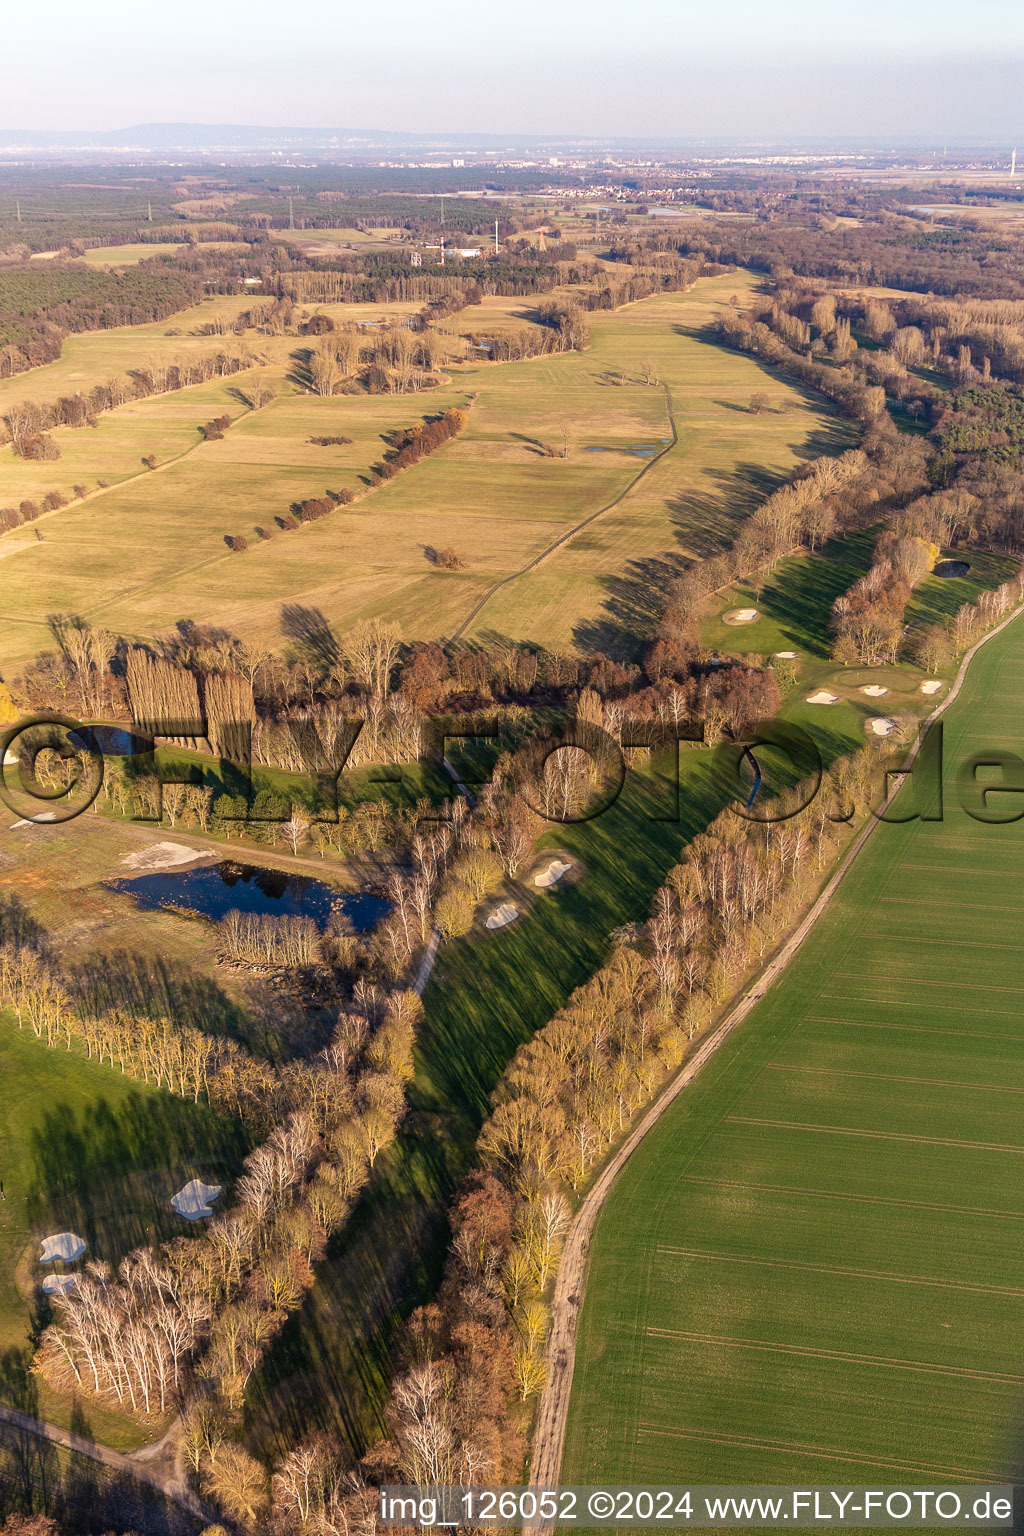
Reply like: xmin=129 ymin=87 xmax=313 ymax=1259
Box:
xmin=701 ymin=530 xmax=878 ymax=660
xmin=0 ymin=1017 xmax=249 ymax=1447
xmin=564 ymin=610 xmax=1024 ymax=1490
xmin=245 ymin=748 xmax=737 ymax=1458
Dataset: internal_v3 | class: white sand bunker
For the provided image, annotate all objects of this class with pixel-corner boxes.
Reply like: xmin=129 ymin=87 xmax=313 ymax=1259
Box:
xmin=42 ymin=1274 xmax=77 ymax=1296
xmin=121 ymin=842 xmax=207 ymax=872
xmin=867 ymin=716 xmax=898 ymax=737
xmin=921 ymin=679 xmax=944 ymax=694
xmin=171 ymin=1180 xmax=223 ymax=1221
xmin=10 ymin=812 xmax=57 ymax=828
xmin=724 ymin=607 xmax=760 ymax=624
xmin=774 ymin=650 xmax=798 ymax=659
xmin=485 ymin=902 xmax=520 ymax=930
xmin=40 ymin=1232 xmax=86 ymax=1264
xmin=534 ymin=859 xmax=572 ymax=889
xmin=806 ymin=690 xmax=839 ymax=705
xmin=861 ymin=684 xmax=889 ymax=697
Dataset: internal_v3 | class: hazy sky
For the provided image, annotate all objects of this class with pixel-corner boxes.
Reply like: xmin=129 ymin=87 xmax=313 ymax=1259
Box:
xmin=5 ymin=0 xmax=1024 ymax=139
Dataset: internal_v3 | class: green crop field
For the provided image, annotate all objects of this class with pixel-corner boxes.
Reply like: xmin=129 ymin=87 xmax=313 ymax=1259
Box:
xmin=0 ymin=271 xmax=851 ymax=668
xmin=564 ymin=609 xmax=1024 ymax=1492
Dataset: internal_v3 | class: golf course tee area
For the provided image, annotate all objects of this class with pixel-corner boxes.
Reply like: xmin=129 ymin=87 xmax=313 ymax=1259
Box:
xmin=564 ymin=609 xmax=1024 ymax=1489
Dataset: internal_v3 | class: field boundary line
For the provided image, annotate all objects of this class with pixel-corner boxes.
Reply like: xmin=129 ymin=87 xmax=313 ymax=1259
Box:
xmin=448 ymin=382 xmax=678 ymax=643
xmin=644 ymin=1326 xmax=1024 ymax=1384
xmin=762 ymin=1062 xmax=1024 ymax=1092
xmin=726 ymin=1114 xmax=1024 ymax=1154
xmin=676 ymin=1173 xmax=1024 ymax=1221
xmin=526 ymin=598 xmax=1024 ymax=1513
xmin=654 ymin=1244 xmax=1024 ymax=1296
xmin=802 ymin=1016 xmax=1024 ymax=1040
xmin=636 ymin=1424 xmax=1003 ymax=1482
xmin=833 ymin=972 xmax=1024 ymax=994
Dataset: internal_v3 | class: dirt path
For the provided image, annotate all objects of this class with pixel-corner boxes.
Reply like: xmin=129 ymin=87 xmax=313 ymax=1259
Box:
xmin=0 ymin=1403 xmax=215 ymax=1526
xmin=527 ymin=600 xmax=1024 ymax=1510
xmin=449 ymin=382 xmax=678 ymax=643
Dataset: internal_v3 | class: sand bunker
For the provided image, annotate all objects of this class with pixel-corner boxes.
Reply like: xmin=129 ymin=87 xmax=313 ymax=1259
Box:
xmin=121 ymin=842 xmax=207 ymax=872
xmin=806 ymin=690 xmax=839 ymax=705
xmin=867 ymin=717 xmax=898 ymax=737
xmin=861 ymin=684 xmax=889 ymax=697
xmin=171 ymin=1180 xmax=223 ymax=1221
xmin=40 ymin=1232 xmax=86 ymax=1264
xmin=9 ymin=812 xmax=57 ymax=828
xmin=534 ymin=859 xmax=572 ymax=889
xmin=921 ymin=679 xmax=944 ymax=694
xmin=774 ymin=651 xmax=798 ymax=659
xmin=724 ymin=607 xmax=760 ymax=625
xmin=42 ymin=1274 xmax=77 ymax=1296
xmin=485 ymin=902 xmax=520 ymax=930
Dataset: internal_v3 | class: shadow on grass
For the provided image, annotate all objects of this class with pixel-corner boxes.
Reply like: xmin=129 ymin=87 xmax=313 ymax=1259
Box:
xmin=244 ymin=750 xmax=737 ymax=1462
xmin=27 ymin=1090 xmax=249 ymax=1271
xmin=0 ymin=1419 xmax=199 ymax=1535
xmin=750 ymin=529 xmax=878 ymax=659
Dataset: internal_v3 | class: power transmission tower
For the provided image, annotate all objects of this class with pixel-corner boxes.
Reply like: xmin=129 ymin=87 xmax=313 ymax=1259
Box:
xmin=289 ymin=196 xmax=295 ymax=230
xmin=494 ymin=218 xmax=499 ymax=253
xmin=15 ymin=199 xmax=21 ymax=223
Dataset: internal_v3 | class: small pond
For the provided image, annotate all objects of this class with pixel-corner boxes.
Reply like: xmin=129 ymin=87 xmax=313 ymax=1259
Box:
xmin=933 ymin=559 xmax=971 ymax=578
xmin=71 ymin=725 xmax=146 ymax=756
xmin=107 ymin=861 xmax=388 ymax=930
xmin=585 ymin=444 xmax=655 ymax=457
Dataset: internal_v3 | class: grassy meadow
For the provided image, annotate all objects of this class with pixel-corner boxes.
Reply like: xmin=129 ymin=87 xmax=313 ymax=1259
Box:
xmin=0 ymin=1019 xmax=249 ymax=1449
xmin=0 ymin=271 xmax=850 ymax=668
xmin=563 ymin=606 xmax=1024 ymax=1492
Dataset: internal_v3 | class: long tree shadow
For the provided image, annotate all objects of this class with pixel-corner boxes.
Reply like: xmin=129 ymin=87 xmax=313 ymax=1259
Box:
xmin=280 ymin=603 xmax=341 ymax=671
xmin=571 ymin=463 xmax=783 ymax=659
xmin=0 ymin=1419 xmax=201 ymax=1534
xmin=751 ymin=528 xmax=878 ymax=657
xmin=27 ymin=1089 xmax=250 ymax=1273
xmin=0 ymin=894 xmax=46 ymax=951
xmin=245 ymin=750 xmax=738 ymax=1462
xmin=64 ymin=949 xmax=266 ymax=1052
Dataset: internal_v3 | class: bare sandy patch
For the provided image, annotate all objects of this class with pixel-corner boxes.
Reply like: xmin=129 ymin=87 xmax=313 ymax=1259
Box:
xmin=120 ymin=841 xmax=209 ymax=872
xmin=534 ymin=858 xmax=572 ymax=889
xmin=485 ymin=902 xmax=520 ymax=930
xmin=40 ymin=1233 xmax=86 ymax=1263
xmin=171 ymin=1180 xmax=223 ymax=1221
xmin=806 ymin=690 xmax=839 ymax=705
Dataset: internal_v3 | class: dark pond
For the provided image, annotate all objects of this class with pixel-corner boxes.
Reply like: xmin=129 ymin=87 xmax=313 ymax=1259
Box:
xmin=107 ymin=861 xmax=388 ymax=930
xmin=71 ymin=725 xmax=145 ymax=756
xmin=585 ymin=444 xmax=655 ymax=457
xmin=934 ymin=560 xmax=971 ymax=578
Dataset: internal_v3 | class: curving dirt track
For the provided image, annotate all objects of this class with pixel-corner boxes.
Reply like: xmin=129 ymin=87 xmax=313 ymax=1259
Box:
xmin=526 ymin=600 xmax=1024 ymax=1518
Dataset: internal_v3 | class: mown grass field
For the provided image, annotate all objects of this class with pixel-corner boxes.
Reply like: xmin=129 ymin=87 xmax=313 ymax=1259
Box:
xmin=0 ymin=271 xmax=850 ymax=667
xmin=564 ymin=609 xmax=1024 ymax=1493
xmin=0 ymin=811 xmax=270 ymax=1447
xmin=245 ymin=748 xmax=740 ymax=1459
xmin=243 ymin=661 xmax=876 ymax=1461
xmin=0 ymin=1016 xmax=249 ymax=1449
